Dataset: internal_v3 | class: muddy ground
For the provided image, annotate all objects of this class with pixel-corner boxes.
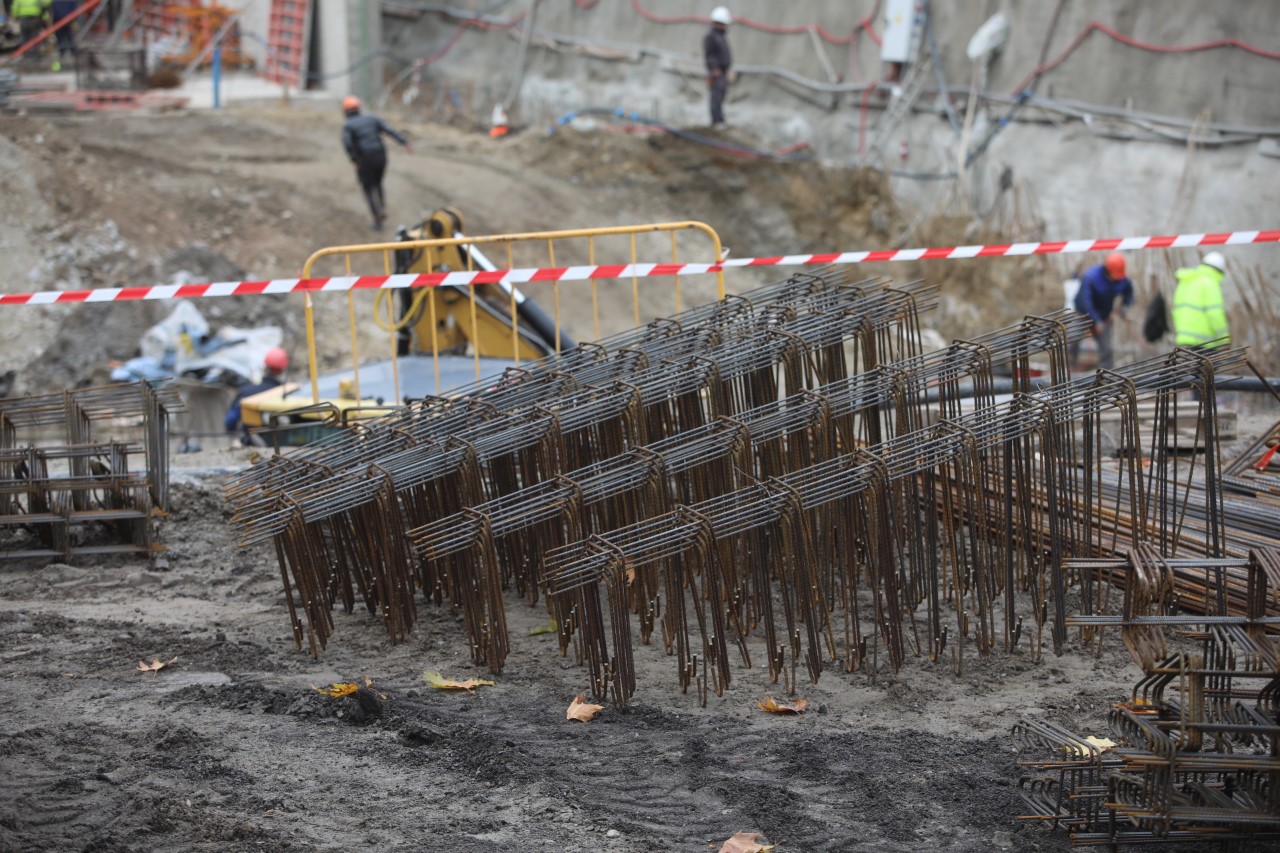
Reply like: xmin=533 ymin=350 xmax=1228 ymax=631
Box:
xmin=1 ymin=104 xmax=1277 ymax=852
xmin=1 ymin=467 xmax=1148 ymax=853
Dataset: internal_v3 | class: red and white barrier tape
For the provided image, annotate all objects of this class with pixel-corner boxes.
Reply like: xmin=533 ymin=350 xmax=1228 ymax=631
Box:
xmin=3 ymin=229 xmax=1276 ymax=306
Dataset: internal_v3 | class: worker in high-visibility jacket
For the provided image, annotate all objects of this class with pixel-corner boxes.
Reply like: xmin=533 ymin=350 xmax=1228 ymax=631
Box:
xmin=12 ymin=0 xmax=49 ymax=49
xmin=1172 ymin=252 xmax=1230 ymax=349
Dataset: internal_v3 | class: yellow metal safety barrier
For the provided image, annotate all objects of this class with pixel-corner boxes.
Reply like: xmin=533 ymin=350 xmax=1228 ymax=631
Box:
xmin=298 ymin=220 xmax=726 ymax=406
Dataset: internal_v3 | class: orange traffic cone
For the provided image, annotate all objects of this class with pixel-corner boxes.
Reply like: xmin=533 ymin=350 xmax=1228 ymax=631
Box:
xmin=489 ymin=103 xmax=509 ymax=138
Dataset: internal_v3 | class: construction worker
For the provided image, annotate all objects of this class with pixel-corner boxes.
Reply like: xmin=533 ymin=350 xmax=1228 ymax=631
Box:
xmin=1172 ymin=251 xmax=1230 ymax=349
xmin=50 ymin=0 xmax=76 ymax=66
xmin=703 ymin=6 xmax=732 ymax=126
xmin=12 ymin=0 xmax=48 ymax=52
xmin=224 ymin=347 xmax=289 ymax=444
xmin=1070 ymin=252 xmax=1133 ymax=370
xmin=341 ymin=95 xmax=412 ymax=231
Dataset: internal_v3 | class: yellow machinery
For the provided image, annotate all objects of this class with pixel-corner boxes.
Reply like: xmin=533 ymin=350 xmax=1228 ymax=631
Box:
xmin=384 ymin=208 xmax=573 ymax=364
xmin=238 ymin=212 xmax=725 ymax=442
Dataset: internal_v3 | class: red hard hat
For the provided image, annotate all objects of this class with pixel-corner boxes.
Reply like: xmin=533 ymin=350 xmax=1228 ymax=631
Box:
xmin=264 ymin=347 xmax=289 ymax=372
xmin=342 ymin=95 xmax=361 ymax=112
xmin=1104 ymin=252 xmax=1126 ymax=279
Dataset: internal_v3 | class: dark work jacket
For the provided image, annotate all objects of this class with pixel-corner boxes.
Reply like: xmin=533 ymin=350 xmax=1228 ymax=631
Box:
xmin=224 ymin=376 xmax=282 ymax=433
xmin=1074 ymin=263 xmax=1134 ymax=324
xmin=703 ymin=26 xmax=731 ymax=74
xmin=341 ymin=113 xmax=407 ymax=163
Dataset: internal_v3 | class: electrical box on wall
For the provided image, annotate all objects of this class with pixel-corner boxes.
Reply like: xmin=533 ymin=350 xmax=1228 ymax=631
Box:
xmin=881 ymin=0 xmax=922 ymax=64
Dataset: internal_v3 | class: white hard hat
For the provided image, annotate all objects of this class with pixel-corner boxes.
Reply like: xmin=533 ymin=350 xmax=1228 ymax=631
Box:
xmin=710 ymin=6 xmax=732 ymax=25
xmin=1202 ymin=251 xmax=1226 ymax=272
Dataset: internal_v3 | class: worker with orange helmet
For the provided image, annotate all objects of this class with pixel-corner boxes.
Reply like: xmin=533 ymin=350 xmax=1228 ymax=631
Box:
xmin=1070 ymin=251 xmax=1134 ymax=370
xmin=224 ymin=347 xmax=289 ymax=443
xmin=341 ymin=94 xmax=412 ymax=231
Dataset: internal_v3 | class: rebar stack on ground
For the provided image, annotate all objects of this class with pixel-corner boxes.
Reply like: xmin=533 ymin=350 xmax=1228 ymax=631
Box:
xmin=410 ymin=310 xmax=1091 ymax=674
xmin=1223 ymin=416 xmax=1280 ymax=501
xmin=545 ymin=347 xmax=1250 ymax=704
xmin=0 ymin=382 xmax=182 ymax=561
xmin=1015 ymin=548 xmax=1280 ymax=848
xmin=225 ymin=270 xmax=862 ymax=515
xmin=230 ymin=271 xmax=943 ymax=659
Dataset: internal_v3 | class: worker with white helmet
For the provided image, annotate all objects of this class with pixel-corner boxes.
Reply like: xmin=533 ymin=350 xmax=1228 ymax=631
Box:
xmin=703 ymin=6 xmax=733 ymax=126
xmin=1172 ymin=251 xmax=1231 ymax=348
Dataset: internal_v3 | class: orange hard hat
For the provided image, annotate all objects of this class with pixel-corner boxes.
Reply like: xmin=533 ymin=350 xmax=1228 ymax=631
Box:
xmin=264 ymin=347 xmax=289 ymax=372
xmin=342 ymin=95 xmax=361 ymax=112
xmin=1104 ymin=252 xmax=1126 ymax=279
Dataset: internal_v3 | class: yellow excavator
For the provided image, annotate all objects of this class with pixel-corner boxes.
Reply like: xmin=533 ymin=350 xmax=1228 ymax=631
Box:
xmin=238 ymin=209 xmax=574 ymax=441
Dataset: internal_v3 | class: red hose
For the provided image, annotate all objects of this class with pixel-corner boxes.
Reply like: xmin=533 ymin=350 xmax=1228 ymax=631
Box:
xmin=414 ymin=4 xmax=530 ymax=66
xmin=629 ymin=0 xmax=881 ymax=47
xmin=1013 ymin=19 xmax=1280 ymax=94
xmin=420 ymin=1 xmax=889 ymax=70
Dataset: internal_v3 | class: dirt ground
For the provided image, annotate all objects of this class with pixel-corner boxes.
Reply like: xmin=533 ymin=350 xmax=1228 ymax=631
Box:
xmin=1 ymin=464 xmax=1153 ymax=853
xmin=1 ymin=105 xmax=1277 ymax=852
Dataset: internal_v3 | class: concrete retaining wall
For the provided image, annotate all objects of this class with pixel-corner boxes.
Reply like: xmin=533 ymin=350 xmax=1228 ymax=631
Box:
xmin=364 ymin=1 xmax=1279 ymax=277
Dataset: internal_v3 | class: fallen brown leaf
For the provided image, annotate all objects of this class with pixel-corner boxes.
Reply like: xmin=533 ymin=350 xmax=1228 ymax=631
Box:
xmin=756 ymin=696 xmax=808 ymax=714
xmin=423 ymin=671 xmax=494 ymax=692
xmin=566 ymin=694 xmax=604 ymax=722
xmin=361 ymin=675 xmax=389 ymax=699
xmin=718 ymin=831 xmax=775 ymax=853
xmin=137 ymin=656 xmax=178 ymax=674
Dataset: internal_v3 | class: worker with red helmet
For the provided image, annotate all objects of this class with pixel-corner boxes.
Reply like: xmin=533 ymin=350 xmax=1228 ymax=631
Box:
xmin=341 ymin=95 xmax=412 ymax=231
xmin=1070 ymin=252 xmax=1134 ymax=370
xmin=224 ymin=347 xmax=289 ymax=443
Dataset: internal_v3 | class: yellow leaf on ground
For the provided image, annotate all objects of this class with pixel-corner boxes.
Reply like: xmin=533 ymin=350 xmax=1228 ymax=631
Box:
xmin=756 ymin=696 xmax=808 ymax=714
xmin=314 ymin=682 xmax=360 ymax=698
xmin=529 ymin=620 xmax=558 ymax=637
xmin=718 ymin=831 xmax=775 ymax=853
xmin=137 ymin=656 xmax=178 ymax=674
xmin=566 ymin=694 xmax=604 ymax=722
xmin=1059 ymin=732 xmax=1121 ymax=753
xmin=423 ymin=671 xmax=494 ymax=692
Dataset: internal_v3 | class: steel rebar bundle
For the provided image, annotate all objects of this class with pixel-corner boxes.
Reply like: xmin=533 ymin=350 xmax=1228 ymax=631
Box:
xmin=1223 ymin=416 xmax=1280 ymax=499
xmin=234 ymin=272 xmax=939 ymax=658
xmin=0 ymin=382 xmax=181 ymax=561
xmin=408 ymin=311 xmax=1090 ymax=672
xmin=1015 ymin=548 xmax=1280 ymax=848
xmin=225 ymin=270 xmax=886 ymax=516
xmin=544 ymin=347 xmax=1248 ymax=703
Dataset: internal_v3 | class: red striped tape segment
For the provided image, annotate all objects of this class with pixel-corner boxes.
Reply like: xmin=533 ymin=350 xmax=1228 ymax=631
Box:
xmin=3 ymin=229 xmax=1276 ymax=306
